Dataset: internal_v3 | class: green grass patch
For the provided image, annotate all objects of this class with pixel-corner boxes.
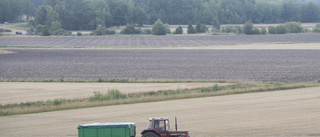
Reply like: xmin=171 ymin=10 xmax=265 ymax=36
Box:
xmin=0 ymin=81 xmax=319 ymax=116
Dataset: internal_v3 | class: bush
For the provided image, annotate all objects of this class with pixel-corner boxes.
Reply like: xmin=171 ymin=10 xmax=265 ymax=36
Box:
xmin=261 ymin=28 xmax=267 ymax=34
xmin=212 ymin=17 xmax=220 ymax=30
xmin=26 ymin=26 xmax=35 ymax=35
xmin=284 ymin=22 xmax=303 ymax=33
xmin=268 ymin=26 xmax=277 ymax=34
xmin=35 ymin=25 xmax=44 ymax=35
xmin=312 ymin=23 xmax=320 ymax=33
xmin=243 ymin=22 xmax=253 ymax=35
xmin=276 ymin=25 xmax=288 ymax=34
xmin=52 ymin=29 xmax=72 ymax=36
xmin=77 ymin=32 xmax=82 ymax=36
xmin=40 ymin=25 xmax=51 ymax=36
xmin=253 ymin=27 xmax=261 ymax=34
xmin=173 ymin=26 xmax=183 ymax=34
xmin=152 ymin=19 xmax=166 ymax=35
xmin=95 ymin=24 xmax=106 ymax=35
xmin=52 ymin=99 xmax=64 ymax=106
xmin=222 ymin=25 xmax=240 ymax=34
xmin=196 ymin=23 xmax=207 ymax=33
xmin=141 ymin=29 xmax=152 ymax=34
xmin=89 ymin=89 xmax=127 ymax=101
xmin=120 ymin=25 xmax=141 ymax=34
xmin=165 ymin=23 xmax=171 ymax=34
xmin=0 ymin=28 xmax=12 ymax=32
xmin=106 ymin=29 xmax=116 ymax=35
xmin=187 ymin=21 xmax=196 ymax=34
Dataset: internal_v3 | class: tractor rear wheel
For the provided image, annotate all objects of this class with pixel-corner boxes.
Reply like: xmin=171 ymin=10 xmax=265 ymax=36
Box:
xmin=142 ymin=132 xmax=159 ymax=137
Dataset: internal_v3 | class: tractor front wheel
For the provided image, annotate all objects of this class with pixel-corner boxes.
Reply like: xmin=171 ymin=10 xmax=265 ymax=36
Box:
xmin=142 ymin=132 xmax=159 ymax=137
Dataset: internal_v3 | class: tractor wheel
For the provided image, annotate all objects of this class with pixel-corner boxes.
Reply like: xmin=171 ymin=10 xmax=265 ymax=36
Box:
xmin=142 ymin=132 xmax=159 ymax=137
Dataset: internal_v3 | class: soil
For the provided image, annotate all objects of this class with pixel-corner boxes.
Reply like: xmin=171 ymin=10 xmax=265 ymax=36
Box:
xmin=0 ymin=86 xmax=319 ymax=137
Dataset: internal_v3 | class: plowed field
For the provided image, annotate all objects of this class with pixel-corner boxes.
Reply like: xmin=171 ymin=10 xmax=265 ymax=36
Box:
xmin=1 ymin=33 xmax=320 ymax=47
xmin=1 ymin=86 xmax=319 ymax=137
xmin=1 ymin=48 xmax=320 ymax=82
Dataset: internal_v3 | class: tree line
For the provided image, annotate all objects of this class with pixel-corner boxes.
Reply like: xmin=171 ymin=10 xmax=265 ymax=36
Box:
xmin=1 ymin=0 xmax=320 ymax=31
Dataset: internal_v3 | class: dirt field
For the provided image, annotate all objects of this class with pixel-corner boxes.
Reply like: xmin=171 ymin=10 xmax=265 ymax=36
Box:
xmin=1 ymin=33 xmax=320 ymax=47
xmin=0 ymin=86 xmax=319 ymax=137
xmin=0 ymin=82 xmax=230 ymax=105
xmin=1 ymin=47 xmax=320 ymax=82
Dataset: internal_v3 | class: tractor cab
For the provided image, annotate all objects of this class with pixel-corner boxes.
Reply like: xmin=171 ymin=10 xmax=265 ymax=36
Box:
xmin=141 ymin=117 xmax=189 ymax=137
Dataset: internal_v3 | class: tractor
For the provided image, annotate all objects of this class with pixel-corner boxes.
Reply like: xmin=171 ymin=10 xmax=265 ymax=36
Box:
xmin=141 ymin=117 xmax=189 ymax=137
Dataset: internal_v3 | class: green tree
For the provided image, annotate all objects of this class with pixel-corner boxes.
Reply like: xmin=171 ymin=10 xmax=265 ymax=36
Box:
xmin=120 ymin=25 xmax=140 ymax=34
xmin=196 ymin=22 xmax=201 ymax=33
xmin=276 ymin=25 xmax=288 ymax=34
xmin=50 ymin=21 xmax=61 ymax=32
xmin=174 ymin=26 xmax=183 ymax=34
xmin=40 ymin=25 xmax=50 ymax=36
xmin=152 ymin=19 xmax=166 ymax=35
xmin=243 ymin=22 xmax=254 ymax=35
xmin=187 ymin=21 xmax=196 ymax=34
xmin=132 ymin=5 xmax=147 ymax=27
xmin=284 ymin=22 xmax=303 ymax=33
xmin=268 ymin=26 xmax=277 ymax=34
xmin=313 ymin=23 xmax=320 ymax=33
xmin=165 ymin=23 xmax=171 ymax=34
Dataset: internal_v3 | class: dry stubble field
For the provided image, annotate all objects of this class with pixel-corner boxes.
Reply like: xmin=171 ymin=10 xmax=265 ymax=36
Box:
xmin=1 ymin=34 xmax=320 ymax=137
xmin=0 ymin=86 xmax=319 ymax=137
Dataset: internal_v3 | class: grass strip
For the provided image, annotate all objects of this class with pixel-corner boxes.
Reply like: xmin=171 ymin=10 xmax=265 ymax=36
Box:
xmin=0 ymin=81 xmax=319 ymax=116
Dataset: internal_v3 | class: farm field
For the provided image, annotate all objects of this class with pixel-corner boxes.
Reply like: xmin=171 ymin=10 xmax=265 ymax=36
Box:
xmin=0 ymin=86 xmax=319 ymax=137
xmin=1 ymin=33 xmax=320 ymax=47
xmin=0 ymin=82 xmax=232 ymax=105
xmin=1 ymin=48 xmax=320 ymax=83
xmin=1 ymin=33 xmax=320 ymax=137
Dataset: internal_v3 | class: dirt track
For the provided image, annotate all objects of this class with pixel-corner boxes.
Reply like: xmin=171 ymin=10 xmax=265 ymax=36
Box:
xmin=0 ymin=82 xmax=229 ymax=105
xmin=0 ymin=86 xmax=319 ymax=137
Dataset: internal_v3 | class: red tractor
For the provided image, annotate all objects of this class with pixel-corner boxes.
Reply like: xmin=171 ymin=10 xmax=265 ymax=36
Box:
xmin=141 ymin=117 xmax=189 ymax=137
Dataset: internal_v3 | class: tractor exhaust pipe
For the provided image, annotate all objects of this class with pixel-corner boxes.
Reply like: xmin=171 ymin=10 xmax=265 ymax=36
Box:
xmin=175 ymin=117 xmax=177 ymax=131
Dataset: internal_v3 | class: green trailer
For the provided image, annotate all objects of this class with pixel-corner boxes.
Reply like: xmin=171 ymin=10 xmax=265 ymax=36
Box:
xmin=78 ymin=123 xmax=136 ymax=137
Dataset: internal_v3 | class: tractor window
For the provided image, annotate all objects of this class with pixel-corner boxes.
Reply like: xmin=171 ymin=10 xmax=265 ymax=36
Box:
xmin=155 ymin=120 xmax=165 ymax=131
xmin=148 ymin=120 xmax=153 ymax=129
xmin=166 ymin=120 xmax=170 ymax=131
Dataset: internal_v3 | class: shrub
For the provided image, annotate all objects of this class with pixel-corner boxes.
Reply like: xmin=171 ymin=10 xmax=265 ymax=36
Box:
xmin=200 ymin=84 xmax=223 ymax=92
xmin=141 ymin=29 xmax=152 ymax=34
xmin=268 ymin=26 xmax=277 ymax=34
xmin=89 ymin=89 xmax=127 ymax=101
xmin=276 ymin=25 xmax=288 ymax=34
xmin=261 ymin=28 xmax=267 ymax=34
xmin=26 ymin=26 xmax=35 ymax=35
xmin=77 ymin=32 xmax=82 ymax=36
xmin=222 ymin=25 xmax=240 ymax=34
xmin=35 ymin=25 xmax=44 ymax=35
xmin=95 ymin=24 xmax=106 ymax=35
xmin=52 ymin=99 xmax=64 ymax=106
xmin=284 ymin=22 xmax=303 ymax=33
xmin=0 ymin=28 xmax=12 ymax=32
xmin=40 ymin=25 xmax=51 ymax=36
xmin=243 ymin=22 xmax=254 ymax=35
xmin=120 ymin=25 xmax=140 ymax=34
xmin=196 ymin=23 xmax=207 ymax=33
xmin=165 ymin=23 xmax=171 ymax=34
xmin=106 ymin=29 xmax=116 ymax=35
xmin=173 ymin=26 xmax=183 ymax=34
xmin=312 ymin=23 xmax=320 ymax=33
xmin=253 ymin=27 xmax=261 ymax=34
xmin=28 ymin=20 xmax=35 ymax=27
xmin=152 ymin=19 xmax=166 ymax=35
xmin=212 ymin=17 xmax=220 ymax=30
xmin=187 ymin=21 xmax=196 ymax=34
xmin=52 ymin=29 xmax=72 ymax=36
